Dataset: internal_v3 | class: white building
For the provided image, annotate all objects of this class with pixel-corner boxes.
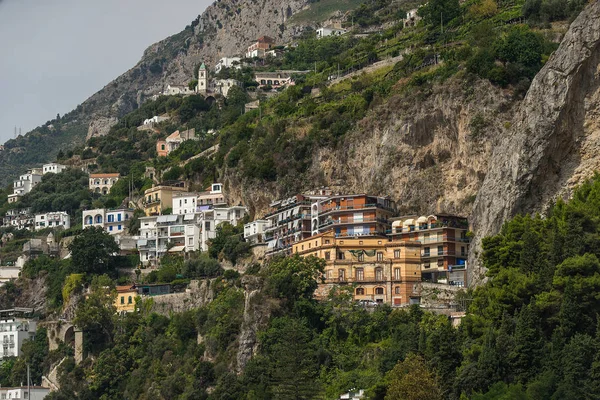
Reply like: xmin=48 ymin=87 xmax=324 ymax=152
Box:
xmin=316 ymin=26 xmax=347 ymax=39
xmin=8 ymin=169 xmax=43 ymax=204
xmin=214 ymin=79 xmax=242 ymax=97
xmin=4 ymin=209 xmax=34 ymax=230
xmin=0 ymin=266 xmax=21 ymax=287
xmin=197 ymin=183 xmax=227 ymax=207
xmin=89 ymin=173 xmax=120 ymax=195
xmin=215 ymin=57 xmax=242 ymax=73
xmin=164 ymin=84 xmax=195 ymax=96
xmin=244 ymin=220 xmax=270 ymax=244
xmin=173 ymin=192 xmax=198 ymax=215
xmin=0 ymin=387 xmax=50 ymax=400
xmin=143 ymin=115 xmax=170 ymax=126
xmin=34 ymin=212 xmax=70 ymax=231
xmin=404 ymin=8 xmax=421 ymax=28
xmin=137 ymin=214 xmax=200 ymax=266
xmin=0 ymin=309 xmax=37 ymax=360
xmin=42 ymin=163 xmax=67 ymax=174
xmin=82 ymin=208 xmax=134 ymax=235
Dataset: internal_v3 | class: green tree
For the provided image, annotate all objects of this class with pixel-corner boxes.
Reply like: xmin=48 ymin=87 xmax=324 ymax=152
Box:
xmin=265 ymin=255 xmax=325 ymax=307
xmin=385 ymin=353 xmax=443 ymax=400
xmin=68 ymin=226 xmax=119 ymax=274
xmin=419 ymin=0 xmax=461 ymax=27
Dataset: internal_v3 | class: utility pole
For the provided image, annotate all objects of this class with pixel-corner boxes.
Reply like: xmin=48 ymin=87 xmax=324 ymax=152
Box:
xmin=27 ymin=364 xmax=30 ymax=399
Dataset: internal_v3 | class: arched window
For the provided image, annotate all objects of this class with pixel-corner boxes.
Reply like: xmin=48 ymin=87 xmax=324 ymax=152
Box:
xmin=94 ymin=215 xmax=103 ymax=224
xmin=375 ymin=287 xmax=384 ymax=295
xmin=356 ymin=288 xmax=365 ymax=296
xmin=104 ymin=179 xmax=109 ymax=185
xmin=94 ymin=179 xmax=101 ymax=185
xmin=102 ymin=188 xmax=108 ymax=195
xmin=85 ymin=216 xmax=93 ymax=225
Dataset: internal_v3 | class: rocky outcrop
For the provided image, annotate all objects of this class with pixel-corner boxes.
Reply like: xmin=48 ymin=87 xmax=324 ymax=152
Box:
xmin=150 ymin=280 xmax=214 ymax=316
xmin=87 ymin=116 xmax=118 ymax=140
xmin=236 ymin=275 xmax=274 ymax=372
xmin=470 ymin=1 xmax=600 ymax=280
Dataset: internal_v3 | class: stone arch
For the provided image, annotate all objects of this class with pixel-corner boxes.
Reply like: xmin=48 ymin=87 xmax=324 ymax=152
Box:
xmin=204 ymin=96 xmax=216 ymax=106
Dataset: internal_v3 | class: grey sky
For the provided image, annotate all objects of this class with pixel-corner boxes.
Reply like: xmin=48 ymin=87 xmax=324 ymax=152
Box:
xmin=0 ymin=0 xmax=211 ymax=143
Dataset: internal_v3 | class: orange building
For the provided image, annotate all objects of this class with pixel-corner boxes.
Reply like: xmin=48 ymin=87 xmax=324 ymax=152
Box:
xmin=246 ymin=35 xmax=275 ymax=58
xmin=311 ymin=194 xmax=396 ymax=238
xmin=156 ymin=140 xmax=168 ymax=157
xmin=293 ymin=231 xmax=422 ymax=306
xmin=388 ymin=214 xmax=469 ymax=286
xmin=115 ymin=285 xmax=138 ymax=313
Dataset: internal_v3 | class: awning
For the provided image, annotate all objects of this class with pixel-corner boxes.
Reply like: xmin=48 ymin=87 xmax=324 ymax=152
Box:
xmin=137 ymin=239 xmax=148 ymax=246
xmin=157 ymin=215 xmax=178 ymax=223
xmin=184 ymin=214 xmax=195 ymax=221
xmin=168 ymin=245 xmax=185 ymax=253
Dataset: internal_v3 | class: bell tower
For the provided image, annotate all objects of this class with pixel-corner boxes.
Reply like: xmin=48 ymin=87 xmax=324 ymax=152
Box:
xmin=197 ymin=62 xmax=208 ymax=94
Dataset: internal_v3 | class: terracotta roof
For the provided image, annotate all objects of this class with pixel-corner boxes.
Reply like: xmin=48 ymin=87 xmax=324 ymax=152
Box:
xmin=90 ymin=173 xmax=120 ymax=178
xmin=116 ymin=285 xmax=136 ymax=292
xmin=166 ymin=130 xmax=181 ymax=140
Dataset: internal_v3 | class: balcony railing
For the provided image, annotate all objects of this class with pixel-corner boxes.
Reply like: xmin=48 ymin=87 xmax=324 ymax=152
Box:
xmin=422 ymin=251 xmax=467 ymax=257
xmin=325 ymin=276 xmax=389 ymax=284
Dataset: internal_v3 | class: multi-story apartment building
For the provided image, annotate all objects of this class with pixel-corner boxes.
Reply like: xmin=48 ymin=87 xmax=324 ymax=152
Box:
xmin=197 ymin=206 xmax=248 ymax=251
xmin=244 ymin=219 xmax=270 ymax=244
xmin=137 ymin=214 xmax=200 ymax=266
xmin=89 ymin=173 xmax=120 ymax=195
xmin=388 ymin=214 xmax=469 ymax=286
xmin=42 ymin=162 xmax=67 ymax=174
xmin=82 ymin=208 xmax=134 ymax=235
xmin=3 ymin=209 xmax=33 ymax=230
xmin=264 ymin=192 xmax=331 ymax=257
xmin=8 ymin=168 xmax=43 ymax=203
xmin=0 ymin=308 xmax=37 ymax=360
xmin=293 ymin=231 xmax=422 ymax=306
xmin=34 ymin=211 xmax=70 ymax=231
xmin=0 ymin=387 xmax=50 ymax=400
xmin=215 ymin=57 xmax=242 ymax=73
xmin=172 ymin=192 xmax=198 ymax=215
xmin=246 ymin=35 xmax=275 ymax=58
xmin=143 ymin=181 xmax=187 ymax=216
xmin=197 ymin=183 xmax=227 ymax=207
xmin=311 ymin=194 xmax=396 ymax=238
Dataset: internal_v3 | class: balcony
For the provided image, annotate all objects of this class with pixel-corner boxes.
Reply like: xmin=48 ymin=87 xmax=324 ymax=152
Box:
xmin=319 ymin=203 xmax=396 ymax=217
xmin=263 ymin=201 xmax=312 ymax=218
xmin=319 ymin=216 xmax=389 ymax=228
xmin=334 ymin=231 xmax=387 ymax=238
xmin=422 ymin=251 xmax=466 ymax=258
xmin=143 ymin=198 xmax=161 ymax=206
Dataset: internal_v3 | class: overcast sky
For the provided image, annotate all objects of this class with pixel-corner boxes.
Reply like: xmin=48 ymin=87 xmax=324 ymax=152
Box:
xmin=0 ymin=0 xmax=211 ymax=143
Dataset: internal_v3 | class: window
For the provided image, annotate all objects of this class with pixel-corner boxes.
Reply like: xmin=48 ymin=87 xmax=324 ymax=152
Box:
xmin=109 ymin=226 xmax=113 ymax=231
xmin=394 ymin=249 xmax=400 ymax=258
xmin=375 ymin=287 xmax=384 ymax=295
xmin=161 ymin=144 xmax=165 ymax=150
xmin=356 ymin=288 xmax=365 ymax=295
xmin=325 ymin=252 xmax=330 ymax=260
xmin=394 ymin=268 xmax=401 ymax=280
xmin=120 ymin=296 xmax=124 ymax=304
xmin=424 ymin=247 xmax=430 ymax=256
xmin=375 ymin=267 xmax=383 ymax=281
xmin=377 ymin=252 xmax=383 ymax=261
xmin=117 ymin=214 xmax=122 ymax=222
xmin=338 ymin=269 xmax=345 ymax=281
xmin=438 ymin=245 xmax=444 ymax=256
xmin=356 ymin=268 xmax=364 ymax=281
xmin=461 ymin=246 xmax=466 ymax=256
xmin=128 ymin=296 xmax=132 ymax=304
xmin=358 ymin=253 xmax=364 ymax=262
xmin=118 ymin=225 xmax=122 ymax=231
xmin=395 ymin=287 xmax=401 ymax=294
xmin=337 ymin=252 xmax=345 ymax=260
xmin=325 ymin=239 xmax=330 ymax=244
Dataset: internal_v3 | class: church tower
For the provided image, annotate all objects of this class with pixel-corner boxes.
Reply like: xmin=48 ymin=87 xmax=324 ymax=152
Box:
xmin=197 ymin=62 xmax=208 ymax=94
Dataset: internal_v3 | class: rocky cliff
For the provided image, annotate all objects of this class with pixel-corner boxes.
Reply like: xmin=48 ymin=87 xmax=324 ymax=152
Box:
xmin=0 ymin=0 xmax=315 ymax=185
xmin=470 ymin=0 xmax=600 ymax=279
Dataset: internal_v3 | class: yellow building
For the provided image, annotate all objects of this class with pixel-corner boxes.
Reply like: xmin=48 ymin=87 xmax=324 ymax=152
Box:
xmin=115 ymin=285 xmax=138 ymax=313
xmin=293 ymin=231 xmax=422 ymax=306
xmin=143 ymin=181 xmax=187 ymax=216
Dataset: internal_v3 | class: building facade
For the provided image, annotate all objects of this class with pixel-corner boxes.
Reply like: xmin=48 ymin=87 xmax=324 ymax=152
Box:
xmin=388 ymin=214 xmax=469 ymax=286
xmin=264 ymin=193 xmax=330 ymax=257
xmin=293 ymin=231 xmax=422 ymax=306
xmin=82 ymin=208 xmax=134 ymax=235
xmin=215 ymin=57 xmax=242 ymax=73
xmin=0 ymin=387 xmax=50 ymax=400
xmin=137 ymin=214 xmax=200 ymax=266
xmin=89 ymin=173 xmax=120 ymax=195
xmin=311 ymin=194 xmax=396 ymax=238
xmin=246 ymin=35 xmax=275 ymax=58
xmin=143 ymin=182 xmax=188 ymax=216
xmin=244 ymin=219 xmax=270 ymax=244
xmin=8 ymin=169 xmax=43 ymax=203
xmin=172 ymin=192 xmax=198 ymax=215
xmin=316 ymin=26 xmax=347 ymax=38
xmin=34 ymin=212 xmax=70 ymax=231
xmin=197 ymin=183 xmax=226 ymax=207
xmin=0 ymin=309 xmax=37 ymax=360
xmin=254 ymin=71 xmax=296 ymax=88
xmin=115 ymin=285 xmax=138 ymax=313
xmin=214 ymin=79 xmax=242 ymax=97
xmin=42 ymin=163 xmax=67 ymax=174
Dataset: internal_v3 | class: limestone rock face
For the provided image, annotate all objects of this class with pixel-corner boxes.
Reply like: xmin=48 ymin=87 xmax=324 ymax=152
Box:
xmin=86 ymin=116 xmax=118 ymax=140
xmin=469 ymin=1 xmax=600 ymax=280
